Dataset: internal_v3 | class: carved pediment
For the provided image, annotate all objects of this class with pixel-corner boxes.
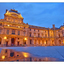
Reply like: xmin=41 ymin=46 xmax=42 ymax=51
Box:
xmin=11 ymin=14 xmax=18 ymax=17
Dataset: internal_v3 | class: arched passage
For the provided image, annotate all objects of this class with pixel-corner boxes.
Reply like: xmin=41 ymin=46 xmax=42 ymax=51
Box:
xmin=30 ymin=39 xmax=32 ymax=45
xmin=23 ymin=40 xmax=26 ymax=45
xmin=0 ymin=38 xmax=2 ymax=45
xmin=59 ymin=40 xmax=61 ymax=45
xmin=52 ymin=40 xmax=54 ymax=46
xmin=11 ymin=38 xmax=15 ymax=46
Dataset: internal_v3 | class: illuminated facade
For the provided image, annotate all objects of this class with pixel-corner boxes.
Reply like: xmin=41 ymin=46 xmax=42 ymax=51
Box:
xmin=0 ymin=9 xmax=64 ymax=46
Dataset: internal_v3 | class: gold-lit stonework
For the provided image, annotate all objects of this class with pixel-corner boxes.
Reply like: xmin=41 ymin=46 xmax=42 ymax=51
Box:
xmin=0 ymin=9 xmax=64 ymax=47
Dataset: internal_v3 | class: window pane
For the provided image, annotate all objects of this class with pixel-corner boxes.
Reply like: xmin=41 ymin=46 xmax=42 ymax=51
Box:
xmin=12 ymin=30 xmax=15 ymax=34
xmin=7 ymin=30 xmax=9 ymax=34
xmin=18 ymin=31 xmax=20 ymax=35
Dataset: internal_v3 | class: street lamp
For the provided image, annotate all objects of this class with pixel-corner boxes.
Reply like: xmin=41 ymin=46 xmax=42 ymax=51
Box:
xmin=24 ymin=37 xmax=27 ymax=41
xmin=2 ymin=55 xmax=5 ymax=59
xmin=4 ymin=36 xmax=7 ymax=46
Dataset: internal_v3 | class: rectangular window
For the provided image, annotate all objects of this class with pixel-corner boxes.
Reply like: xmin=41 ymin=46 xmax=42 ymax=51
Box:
xmin=7 ymin=30 xmax=9 ymax=34
xmin=18 ymin=31 xmax=20 ymax=35
xmin=30 ymin=29 xmax=31 ymax=31
xmin=30 ymin=33 xmax=31 ymax=37
xmin=24 ymin=31 xmax=25 ymax=36
xmin=38 ymin=33 xmax=40 ymax=37
xmin=12 ymin=30 xmax=15 ymax=34
xmin=0 ymin=29 xmax=2 ymax=34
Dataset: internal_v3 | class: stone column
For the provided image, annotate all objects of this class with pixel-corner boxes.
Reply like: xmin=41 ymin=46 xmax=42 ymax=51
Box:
xmin=36 ymin=40 xmax=38 ymax=46
xmin=47 ymin=40 xmax=50 ymax=46
xmin=8 ymin=49 xmax=10 ymax=57
xmin=40 ymin=40 xmax=42 ymax=46
xmin=32 ymin=38 xmax=34 ymax=46
xmin=8 ymin=37 xmax=11 ymax=46
xmin=1 ymin=37 xmax=4 ymax=46
xmin=26 ymin=37 xmax=30 ymax=46
xmin=56 ymin=40 xmax=59 ymax=46
xmin=19 ymin=38 xmax=23 ymax=46
xmin=9 ymin=29 xmax=12 ymax=35
xmin=15 ymin=30 xmax=17 ymax=35
xmin=50 ymin=39 xmax=52 ymax=46
xmin=15 ymin=37 xmax=18 ymax=46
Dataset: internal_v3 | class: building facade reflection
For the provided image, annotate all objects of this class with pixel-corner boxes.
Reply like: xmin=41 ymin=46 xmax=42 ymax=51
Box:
xmin=0 ymin=49 xmax=57 ymax=61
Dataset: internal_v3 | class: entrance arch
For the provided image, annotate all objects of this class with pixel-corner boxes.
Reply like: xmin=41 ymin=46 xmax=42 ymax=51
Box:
xmin=30 ymin=39 xmax=32 ymax=45
xmin=11 ymin=38 xmax=15 ymax=46
xmin=23 ymin=40 xmax=26 ymax=45
xmin=17 ymin=41 xmax=19 ymax=46
xmin=0 ymin=38 xmax=2 ymax=45
xmin=6 ymin=41 xmax=8 ymax=46
xmin=59 ymin=40 xmax=61 ymax=45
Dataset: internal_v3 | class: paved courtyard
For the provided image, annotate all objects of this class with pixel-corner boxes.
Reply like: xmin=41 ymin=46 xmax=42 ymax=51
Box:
xmin=0 ymin=46 xmax=64 ymax=61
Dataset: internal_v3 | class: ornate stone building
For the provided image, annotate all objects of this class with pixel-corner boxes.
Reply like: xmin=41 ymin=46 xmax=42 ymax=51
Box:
xmin=0 ymin=9 xmax=64 ymax=46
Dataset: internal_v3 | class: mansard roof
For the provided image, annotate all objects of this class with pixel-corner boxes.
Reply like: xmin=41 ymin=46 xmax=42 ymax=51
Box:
xmin=9 ymin=9 xmax=20 ymax=14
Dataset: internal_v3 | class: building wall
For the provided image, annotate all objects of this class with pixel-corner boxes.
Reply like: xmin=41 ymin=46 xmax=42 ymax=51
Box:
xmin=0 ymin=9 xmax=64 ymax=47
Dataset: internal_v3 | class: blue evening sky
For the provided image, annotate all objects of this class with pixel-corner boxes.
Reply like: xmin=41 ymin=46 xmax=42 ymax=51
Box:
xmin=0 ymin=2 xmax=64 ymax=28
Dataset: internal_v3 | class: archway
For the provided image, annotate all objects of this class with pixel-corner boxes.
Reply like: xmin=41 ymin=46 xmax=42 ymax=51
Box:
xmin=0 ymin=38 xmax=1 ymax=45
xmin=23 ymin=40 xmax=26 ymax=45
xmin=30 ymin=39 xmax=32 ymax=45
xmin=11 ymin=38 xmax=15 ymax=46
xmin=59 ymin=40 xmax=61 ymax=45
xmin=6 ymin=41 xmax=8 ymax=46
xmin=42 ymin=40 xmax=44 ymax=46
xmin=52 ymin=40 xmax=54 ymax=46
xmin=17 ymin=41 xmax=19 ymax=46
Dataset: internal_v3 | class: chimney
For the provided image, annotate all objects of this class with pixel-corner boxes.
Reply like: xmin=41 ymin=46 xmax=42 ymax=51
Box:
xmin=53 ymin=24 xmax=55 ymax=29
xmin=6 ymin=9 xmax=8 ymax=12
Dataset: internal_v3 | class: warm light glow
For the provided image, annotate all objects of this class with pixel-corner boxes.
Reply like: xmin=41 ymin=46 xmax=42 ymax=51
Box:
xmin=4 ymin=36 xmax=7 ymax=39
xmin=24 ymin=38 xmax=27 ymax=40
xmin=8 ymin=25 xmax=10 ymax=26
xmin=63 ymin=40 xmax=64 ymax=43
xmin=44 ymin=41 xmax=46 ymax=44
xmin=2 ymin=55 xmax=5 ymax=59
xmin=22 ymin=52 xmax=29 ymax=58
xmin=18 ymin=26 xmax=20 ymax=28
xmin=34 ymin=36 xmax=35 ymax=37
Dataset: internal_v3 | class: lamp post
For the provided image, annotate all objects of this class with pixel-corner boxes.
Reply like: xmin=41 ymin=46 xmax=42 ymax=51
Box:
xmin=24 ymin=37 xmax=27 ymax=46
xmin=4 ymin=36 xmax=7 ymax=47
